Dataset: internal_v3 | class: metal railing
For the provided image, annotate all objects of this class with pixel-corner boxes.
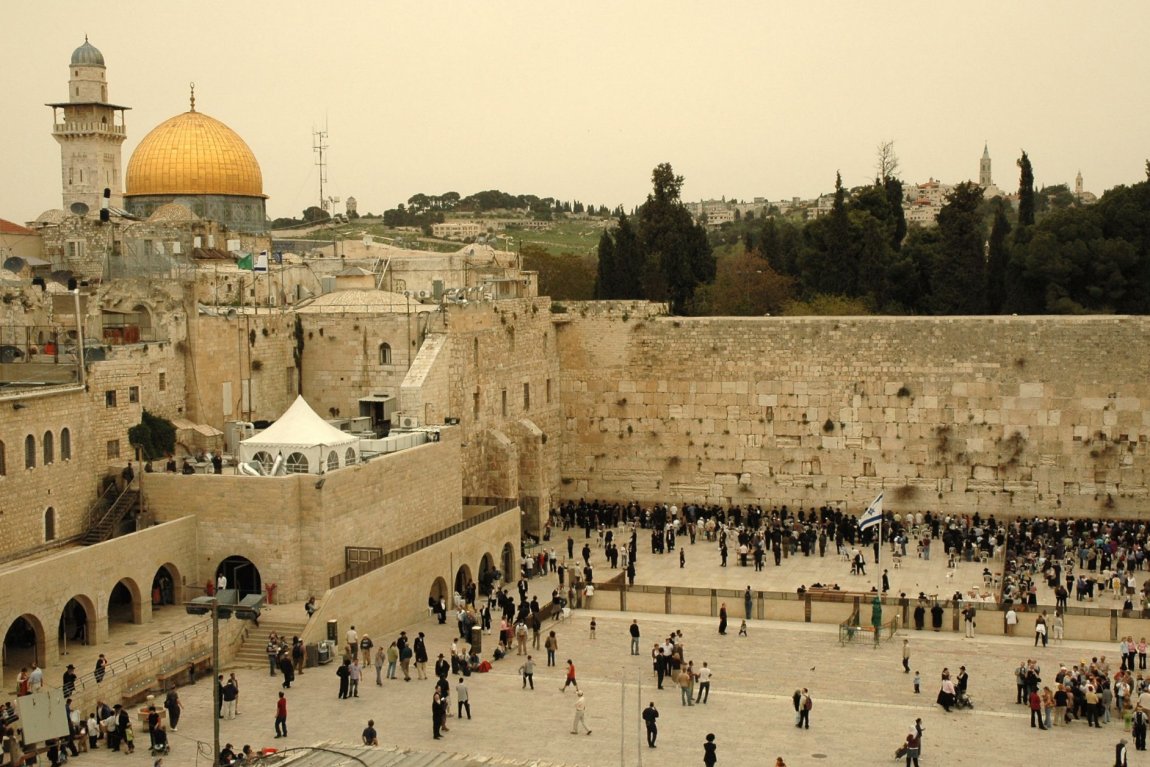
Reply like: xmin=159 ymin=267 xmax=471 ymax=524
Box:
xmin=67 ymin=618 xmax=212 ymax=696
xmin=838 ymin=616 xmax=901 ymax=646
xmin=329 ymin=498 xmax=517 ymax=588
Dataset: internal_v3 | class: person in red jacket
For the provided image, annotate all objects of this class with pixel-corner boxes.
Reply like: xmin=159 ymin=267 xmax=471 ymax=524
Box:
xmin=274 ymin=692 xmax=287 ymax=738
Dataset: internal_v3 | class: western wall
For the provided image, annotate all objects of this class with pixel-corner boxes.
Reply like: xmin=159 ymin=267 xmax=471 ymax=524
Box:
xmin=554 ymin=303 xmax=1150 ymax=518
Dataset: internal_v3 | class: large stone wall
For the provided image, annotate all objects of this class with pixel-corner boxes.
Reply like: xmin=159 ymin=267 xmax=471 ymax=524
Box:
xmin=143 ymin=429 xmax=463 ymax=599
xmin=556 ymin=310 xmax=1150 ymax=517
xmin=412 ymin=297 xmax=564 ymax=529
xmin=186 ymin=312 xmax=298 ymax=427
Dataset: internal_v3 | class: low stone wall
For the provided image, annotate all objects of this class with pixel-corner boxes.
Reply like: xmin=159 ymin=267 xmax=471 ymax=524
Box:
xmin=591 ymin=583 xmax=1129 ymax=643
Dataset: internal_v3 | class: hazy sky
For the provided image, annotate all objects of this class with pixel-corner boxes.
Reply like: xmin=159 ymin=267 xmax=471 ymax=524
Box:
xmin=2 ymin=1 xmax=1147 ymax=223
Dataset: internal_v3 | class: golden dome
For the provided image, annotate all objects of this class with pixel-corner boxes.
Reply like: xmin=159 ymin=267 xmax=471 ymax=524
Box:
xmin=125 ymin=109 xmax=264 ymax=197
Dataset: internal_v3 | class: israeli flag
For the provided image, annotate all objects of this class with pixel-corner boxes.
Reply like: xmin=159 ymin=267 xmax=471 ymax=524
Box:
xmin=859 ymin=492 xmax=884 ymax=532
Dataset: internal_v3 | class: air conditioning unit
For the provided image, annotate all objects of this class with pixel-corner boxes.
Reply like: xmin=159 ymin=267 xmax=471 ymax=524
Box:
xmin=398 ymin=414 xmax=420 ymax=429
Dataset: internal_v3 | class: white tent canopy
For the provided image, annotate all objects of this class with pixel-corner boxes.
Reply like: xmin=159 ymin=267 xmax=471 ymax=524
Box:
xmin=238 ymin=396 xmax=360 ymax=475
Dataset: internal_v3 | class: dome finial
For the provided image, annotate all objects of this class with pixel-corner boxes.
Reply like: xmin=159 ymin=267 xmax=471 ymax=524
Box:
xmin=189 ymin=82 xmax=196 ymax=112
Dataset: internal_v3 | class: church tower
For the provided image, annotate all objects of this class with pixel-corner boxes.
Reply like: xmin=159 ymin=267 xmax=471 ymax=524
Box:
xmin=979 ymin=143 xmax=992 ymax=188
xmin=1075 ymin=170 xmax=1084 ymax=199
xmin=47 ymin=38 xmax=130 ymax=213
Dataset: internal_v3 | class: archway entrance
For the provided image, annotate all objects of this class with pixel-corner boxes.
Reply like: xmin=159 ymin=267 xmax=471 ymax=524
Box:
xmin=501 ymin=543 xmax=515 ymax=584
xmin=478 ymin=553 xmax=499 ymax=596
xmin=3 ymin=615 xmax=45 ymax=689
xmin=429 ymin=577 xmax=448 ymax=604
xmin=108 ymin=579 xmax=142 ymax=626
xmin=59 ymin=596 xmax=95 ymax=655
xmin=151 ymin=564 xmax=180 ymax=607
xmin=454 ymin=564 xmax=473 ymax=598
xmin=217 ymin=555 xmax=261 ymax=596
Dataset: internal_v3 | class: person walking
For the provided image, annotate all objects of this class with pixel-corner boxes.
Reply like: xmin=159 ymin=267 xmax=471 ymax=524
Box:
xmin=414 ymin=632 xmax=429 ymax=680
xmin=797 ymin=688 xmax=812 ymax=729
xmin=718 ymin=603 xmax=728 ymax=635
xmin=278 ymin=651 xmax=295 ymax=689
xmin=545 ymin=631 xmax=559 ymax=667
xmin=432 ymin=690 xmax=445 ymax=740
xmin=963 ymin=605 xmax=976 ymax=638
xmin=164 ymin=691 xmax=182 ymax=732
xmin=903 ymin=731 xmax=921 ymax=767
xmin=630 ymin=620 xmax=641 ymax=655
xmin=703 ymin=733 xmax=718 ymax=766
xmin=520 ymin=656 xmax=535 ymax=689
xmin=456 ymin=678 xmax=471 ymax=720
xmin=571 ymin=691 xmax=591 ymax=735
xmin=1116 ymin=738 xmax=1129 ymax=767
xmin=1029 ymin=689 xmax=1047 ymax=729
xmin=273 ymin=692 xmax=287 ymax=738
xmin=386 ymin=642 xmax=399 ymax=680
xmin=902 ymin=639 xmax=911 ymax=673
xmin=642 ymin=702 xmax=659 ymax=748
xmin=561 ymin=660 xmax=580 ymax=693
xmin=679 ymin=665 xmax=694 ymax=706
xmin=374 ymin=645 xmax=385 ymax=686
xmin=336 ymin=660 xmax=351 ymax=699
xmin=220 ymin=677 xmax=238 ymax=720
xmin=696 ymin=662 xmax=713 ymax=704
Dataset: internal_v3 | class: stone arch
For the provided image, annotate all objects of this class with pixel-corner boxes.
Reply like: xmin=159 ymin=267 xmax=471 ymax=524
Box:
xmin=454 ymin=563 xmax=473 ymax=596
xmin=131 ymin=304 xmax=155 ymax=341
xmin=58 ymin=594 xmax=96 ymax=650
xmin=42 ymin=431 xmax=54 ymax=465
xmin=44 ymin=507 xmax=56 ymax=542
xmin=151 ymin=563 xmax=182 ymax=606
xmin=3 ymin=614 xmax=46 ymax=682
xmin=478 ymin=552 xmax=498 ymax=596
xmin=108 ymin=577 xmax=144 ymax=626
xmin=429 ymin=576 xmax=448 ymax=603
xmin=501 ymin=542 xmax=516 ymax=584
xmin=217 ymin=555 xmax=262 ymax=596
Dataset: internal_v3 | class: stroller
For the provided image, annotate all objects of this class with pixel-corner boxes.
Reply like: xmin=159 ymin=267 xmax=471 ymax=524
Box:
xmin=150 ymin=728 xmax=171 ymax=756
xmin=954 ymin=689 xmax=974 ymax=710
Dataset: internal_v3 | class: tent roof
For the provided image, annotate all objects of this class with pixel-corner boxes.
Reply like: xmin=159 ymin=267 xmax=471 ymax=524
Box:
xmin=241 ymin=396 xmax=357 ymax=449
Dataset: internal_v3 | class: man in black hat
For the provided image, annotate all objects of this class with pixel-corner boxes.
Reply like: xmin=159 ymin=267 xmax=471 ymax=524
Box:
xmin=62 ymin=664 xmax=77 ymax=696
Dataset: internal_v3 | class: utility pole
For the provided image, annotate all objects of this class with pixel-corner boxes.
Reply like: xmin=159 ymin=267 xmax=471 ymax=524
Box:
xmin=212 ymin=598 xmax=220 ymax=765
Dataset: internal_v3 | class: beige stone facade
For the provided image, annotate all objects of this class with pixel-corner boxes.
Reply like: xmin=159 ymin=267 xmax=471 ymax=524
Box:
xmin=555 ymin=309 xmax=1150 ymax=516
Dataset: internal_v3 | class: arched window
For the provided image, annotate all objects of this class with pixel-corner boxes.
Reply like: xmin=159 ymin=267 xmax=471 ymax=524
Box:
xmin=44 ymin=508 xmax=56 ymax=542
xmin=327 ymin=451 xmax=339 ymax=473
xmin=252 ymin=451 xmax=274 ymax=474
xmin=379 ymin=343 xmax=392 ymax=365
xmin=284 ymin=452 xmax=309 ymax=474
xmin=24 ymin=435 xmax=36 ymax=469
xmin=43 ymin=431 xmax=54 ymax=465
xmin=60 ymin=428 xmax=71 ymax=461
xmin=344 ymin=447 xmax=357 ymax=466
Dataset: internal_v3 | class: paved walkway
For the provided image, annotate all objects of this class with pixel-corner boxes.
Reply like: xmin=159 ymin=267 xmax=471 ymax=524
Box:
xmin=42 ymin=529 xmax=1141 ymax=766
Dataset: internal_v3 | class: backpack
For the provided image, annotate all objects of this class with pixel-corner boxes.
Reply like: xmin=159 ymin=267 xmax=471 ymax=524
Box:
xmin=803 ymin=696 xmax=813 ymax=711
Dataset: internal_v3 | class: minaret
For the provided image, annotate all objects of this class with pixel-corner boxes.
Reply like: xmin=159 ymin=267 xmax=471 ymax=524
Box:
xmin=1075 ymin=170 xmax=1083 ymax=199
xmin=979 ymin=143 xmax=992 ymax=188
xmin=47 ymin=38 xmax=130 ymax=213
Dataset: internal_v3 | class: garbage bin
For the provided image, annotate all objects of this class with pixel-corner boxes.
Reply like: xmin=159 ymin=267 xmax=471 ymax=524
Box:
xmin=470 ymin=626 xmax=482 ymax=654
xmin=326 ymin=619 xmax=338 ymax=642
xmin=305 ymin=643 xmax=319 ymax=668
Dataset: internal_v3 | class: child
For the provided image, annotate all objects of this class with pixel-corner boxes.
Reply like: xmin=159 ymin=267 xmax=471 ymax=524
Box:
xmin=913 ymin=671 xmax=921 ymax=694
xmin=589 ymin=618 xmax=597 ymax=639
xmin=680 ymin=549 xmax=686 ymax=568
xmin=738 ymin=620 xmax=748 ymax=636
xmin=703 ymin=733 xmax=717 ymax=767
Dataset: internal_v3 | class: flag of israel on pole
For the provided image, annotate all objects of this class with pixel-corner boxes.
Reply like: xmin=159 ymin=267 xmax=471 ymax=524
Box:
xmin=859 ymin=492 xmax=884 ymax=533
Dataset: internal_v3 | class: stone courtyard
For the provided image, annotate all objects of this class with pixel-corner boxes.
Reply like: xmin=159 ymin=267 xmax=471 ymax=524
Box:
xmin=47 ymin=529 xmax=1140 ymax=767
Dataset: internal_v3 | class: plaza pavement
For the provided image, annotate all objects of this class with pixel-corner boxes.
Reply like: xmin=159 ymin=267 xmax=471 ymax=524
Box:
xmin=65 ymin=530 xmax=1137 ymax=767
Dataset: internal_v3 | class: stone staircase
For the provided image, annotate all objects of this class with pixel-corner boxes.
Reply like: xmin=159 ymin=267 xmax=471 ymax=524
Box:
xmin=83 ymin=489 xmax=140 ymax=545
xmin=230 ymin=610 xmax=308 ymax=670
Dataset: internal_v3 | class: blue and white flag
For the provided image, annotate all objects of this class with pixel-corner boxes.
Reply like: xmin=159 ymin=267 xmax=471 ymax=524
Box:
xmin=859 ymin=492 xmax=884 ymax=532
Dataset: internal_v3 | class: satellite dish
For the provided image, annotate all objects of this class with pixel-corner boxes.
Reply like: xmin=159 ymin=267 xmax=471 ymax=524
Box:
xmin=69 ymin=202 xmax=90 ymax=217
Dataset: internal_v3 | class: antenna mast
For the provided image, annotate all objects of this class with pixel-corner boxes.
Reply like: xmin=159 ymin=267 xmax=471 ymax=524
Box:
xmin=313 ymin=126 xmax=329 ymax=211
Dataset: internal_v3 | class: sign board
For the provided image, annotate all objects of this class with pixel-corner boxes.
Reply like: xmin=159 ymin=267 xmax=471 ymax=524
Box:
xmin=15 ymin=688 xmax=70 ymax=743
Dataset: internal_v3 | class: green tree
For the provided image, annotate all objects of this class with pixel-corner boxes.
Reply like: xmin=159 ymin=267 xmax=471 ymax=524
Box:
xmin=985 ymin=198 xmax=1012 ymax=313
xmin=594 ymin=229 xmax=616 ymax=299
xmin=693 ymin=251 xmax=794 ymax=315
xmin=637 ymin=163 xmax=715 ymax=313
xmin=1017 ymin=151 xmax=1036 ymax=229
xmin=127 ymin=410 xmax=176 ymax=460
xmin=521 ymin=244 xmax=595 ymax=300
xmin=930 ymin=182 xmax=987 ymax=314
